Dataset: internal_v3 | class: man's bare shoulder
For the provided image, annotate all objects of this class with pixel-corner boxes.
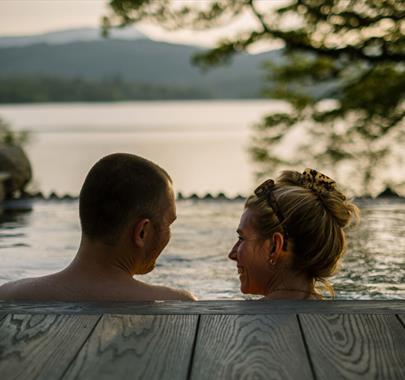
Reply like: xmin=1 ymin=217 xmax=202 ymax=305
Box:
xmin=0 ymin=277 xmax=40 ymax=300
xmin=134 ymin=280 xmax=197 ymax=301
xmin=0 ymin=273 xmax=68 ymax=301
xmin=0 ymin=276 xmax=198 ymax=302
xmin=154 ymin=285 xmax=197 ymax=301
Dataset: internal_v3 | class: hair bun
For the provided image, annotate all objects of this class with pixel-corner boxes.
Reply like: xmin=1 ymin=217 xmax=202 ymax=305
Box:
xmin=302 ymin=168 xmax=336 ymax=194
xmin=300 ymin=169 xmax=358 ymax=229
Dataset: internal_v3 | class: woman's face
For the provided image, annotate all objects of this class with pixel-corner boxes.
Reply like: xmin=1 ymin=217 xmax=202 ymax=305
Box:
xmin=228 ymin=207 xmax=272 ymax=295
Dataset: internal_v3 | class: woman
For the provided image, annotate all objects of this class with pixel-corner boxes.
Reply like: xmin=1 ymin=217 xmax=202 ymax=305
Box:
xmin=228 ymin=168 xmax=360 ymax=299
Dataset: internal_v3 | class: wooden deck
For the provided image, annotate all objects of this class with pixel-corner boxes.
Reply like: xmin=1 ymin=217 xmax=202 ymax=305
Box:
xmin=0 ymin=300 xmax=404 ymax=380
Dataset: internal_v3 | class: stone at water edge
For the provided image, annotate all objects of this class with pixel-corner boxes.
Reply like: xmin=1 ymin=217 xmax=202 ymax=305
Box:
xmin=0 ymin=172 xmax=10 ymax=202
xmin=377 ymin=187 xmax=400 ymax=198
xmin=0 ymin=144 xmax=32 ymax=198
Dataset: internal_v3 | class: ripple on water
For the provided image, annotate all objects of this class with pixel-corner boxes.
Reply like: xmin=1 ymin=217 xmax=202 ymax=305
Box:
xmin=0 ymin=198 xmax=404 ymax=299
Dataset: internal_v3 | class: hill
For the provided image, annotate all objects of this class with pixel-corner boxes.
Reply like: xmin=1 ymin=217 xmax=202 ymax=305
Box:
xmin=0 ymin=27 xmax=146 ymax=47
xmin=0 ymin=36 xmax=284 ymax=100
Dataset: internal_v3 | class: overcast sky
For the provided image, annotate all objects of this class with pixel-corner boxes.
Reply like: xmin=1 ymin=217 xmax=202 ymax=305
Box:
xmin=0 ymin=0 xmax=249 ymax=46
xmin=0 ymin=0 xmax=286 ymax=49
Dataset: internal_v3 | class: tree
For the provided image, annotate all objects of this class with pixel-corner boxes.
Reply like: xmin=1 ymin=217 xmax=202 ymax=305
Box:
xmin=104 ymin=0 xmax=405 ymax=194
xmin=0 ymin=117 xmax=29 ymax=146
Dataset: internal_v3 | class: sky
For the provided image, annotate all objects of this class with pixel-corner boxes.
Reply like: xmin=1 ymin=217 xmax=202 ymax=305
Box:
xmin=0 ymin=0 xmax=286 ymax=49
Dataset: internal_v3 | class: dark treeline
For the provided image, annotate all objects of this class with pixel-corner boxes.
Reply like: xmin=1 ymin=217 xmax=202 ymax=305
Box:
xmin=0 ymin=76 xmax=213 ymax=102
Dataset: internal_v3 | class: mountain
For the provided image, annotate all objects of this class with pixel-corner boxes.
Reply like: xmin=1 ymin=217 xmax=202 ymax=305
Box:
xmin=0 ymin=27 xmax=147 ymax=48
xmin=0 ymin=36 xmax=285 ymax=99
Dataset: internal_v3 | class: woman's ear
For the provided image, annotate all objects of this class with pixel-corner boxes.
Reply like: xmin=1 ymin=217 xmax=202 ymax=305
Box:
xmin=132 ymin=218 xmax=151 ymax=247
xmin=269 ymin=232 xmax=285 ymax=259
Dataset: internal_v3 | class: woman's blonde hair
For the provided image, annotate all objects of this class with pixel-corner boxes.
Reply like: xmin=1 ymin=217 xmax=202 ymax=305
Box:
xmin=245 ymin=169 xmax=360 ymax=296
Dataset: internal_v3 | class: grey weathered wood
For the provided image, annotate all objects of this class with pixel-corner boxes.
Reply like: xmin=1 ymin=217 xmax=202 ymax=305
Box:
xmin=0 ymin=300 xmax=404 ymax=315
xmin=63 ymin=314 xmax=198 ymax=380
xmin=300 ymin=314 xmax=405 ymax=379
xmin=0 ymin=313 xmax=100 ymax=380
xmin=397 ymin=314 xmax=405 ymax=328
xmin=191 ymin=314 xmax=314 ymax=380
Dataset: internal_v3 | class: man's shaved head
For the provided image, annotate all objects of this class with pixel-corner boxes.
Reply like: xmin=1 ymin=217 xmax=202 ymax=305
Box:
xmin=79 ymin=153 xmax=172 ymax=244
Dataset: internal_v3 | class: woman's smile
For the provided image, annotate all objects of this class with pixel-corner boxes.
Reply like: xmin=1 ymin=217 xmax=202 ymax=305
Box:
xmin=228 ymin=208 xmax=271 ymax=295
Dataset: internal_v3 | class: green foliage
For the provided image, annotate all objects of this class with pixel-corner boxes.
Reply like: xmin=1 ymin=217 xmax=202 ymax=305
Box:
xmin=0 ymin=40 xmax=282 ymax=99
xmin=0 ymin=117 xmax=28 ymax=146
xmin=0 ymin=76 xmax=212 ymax=102
xmin=104 ymin=0 xmax=405 ymax=194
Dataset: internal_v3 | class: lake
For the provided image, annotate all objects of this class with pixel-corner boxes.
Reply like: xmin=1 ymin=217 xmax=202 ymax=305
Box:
xmin=0 ymin=100 xmax=284 ymax=197
xmin=0 ymin=100 xmax=403 ymax=299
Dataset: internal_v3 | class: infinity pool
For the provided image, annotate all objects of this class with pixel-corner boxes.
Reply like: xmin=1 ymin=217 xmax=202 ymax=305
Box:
xmin=0 ymin=198 xmax=404 ymax=299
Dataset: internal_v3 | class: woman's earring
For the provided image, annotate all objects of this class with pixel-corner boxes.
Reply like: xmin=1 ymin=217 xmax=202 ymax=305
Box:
xmin=269 ymin=258 xmax=274 ymax=265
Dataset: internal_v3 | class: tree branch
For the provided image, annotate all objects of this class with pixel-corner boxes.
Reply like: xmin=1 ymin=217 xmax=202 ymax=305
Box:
xmin=248 ymin=0 xmax=272 ymax=34
xmin=272 ymin=29 xmax=405 ymax=62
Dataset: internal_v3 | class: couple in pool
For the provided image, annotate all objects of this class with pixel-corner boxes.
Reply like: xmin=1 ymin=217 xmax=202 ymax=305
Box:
xmin=0 ymin=153 xmax=360 ymax=301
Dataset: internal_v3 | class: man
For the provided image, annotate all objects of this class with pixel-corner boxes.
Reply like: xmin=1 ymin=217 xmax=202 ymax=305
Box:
xmin=0 ymin=153 xmax=196 ymax=301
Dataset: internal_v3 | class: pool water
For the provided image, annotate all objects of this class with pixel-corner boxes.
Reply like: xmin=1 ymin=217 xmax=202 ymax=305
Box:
xmin=0 ymin=198 xmax=404 ymax=300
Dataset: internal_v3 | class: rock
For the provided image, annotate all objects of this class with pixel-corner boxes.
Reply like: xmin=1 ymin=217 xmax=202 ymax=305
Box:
xmin=48 ymin=192 xmax=59 ymax=200
xmin=30 ymin=191 xmax=45 ymax=199
xmin=0 ymin=172 xmax=10 ymax=202
xmin=232 ymin=194 xmax=245 ymax=201
xmin=0 ymin=144 xmax=32 ymax=198
xmin=177 ymin=192 xmax=185 ymax=200
xmin=377 ymin=187 xmax=400 ymax=198
xmin=61 ymin=194 xmax=76 ymax=200
xmin=202 ymin=193 xmax=214 ymax=200
xmin=216 ymin=192 xmax=229 ymax=200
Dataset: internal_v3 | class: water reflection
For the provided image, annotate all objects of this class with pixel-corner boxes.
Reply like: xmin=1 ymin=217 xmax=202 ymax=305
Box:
xmin=0 ymin=198 xmax=403 ymax=299
xmin=0 ymin=209 xmax=31 ymax=248
xmin=0 ymin=208 xmax=32 ymax=226
xmin=334 ymin=199 xmax=405 ymax=299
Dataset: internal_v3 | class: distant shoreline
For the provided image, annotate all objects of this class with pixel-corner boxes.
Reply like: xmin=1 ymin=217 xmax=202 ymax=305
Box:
xmin=0 ymin=98 xmax=271 ymax=106
xmin=0 ymin=76 xmax=266 ymax=103
xmin=4 ymin=189 xmax=405 ymax=203
xmin=0 ymin=97 xmax=265 ymax=105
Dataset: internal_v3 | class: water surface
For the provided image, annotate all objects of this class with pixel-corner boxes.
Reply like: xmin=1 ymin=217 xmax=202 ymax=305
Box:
xmin=0 ymin=100 xmax=285 ymax=197
xmin=0 ymin=198 xmax=403 ymax=300
xmin=0 ymin=100 xmax=403 ymax=299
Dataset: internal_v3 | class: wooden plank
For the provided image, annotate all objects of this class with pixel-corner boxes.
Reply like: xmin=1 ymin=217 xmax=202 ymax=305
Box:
xmin=397 ymin=314 xmax=405 ymax=328
xmin=190 ymin=314 xmax=314 ymax=380
xmin=63 ymin=314 xmax=198 ymax=380
xmin=300 ymin=314 xmax=405 ymax=379
xmin=0 ymin=313 xmax=100 ymax=380
xmin=1 ymin=300 xmax=405 ymax=315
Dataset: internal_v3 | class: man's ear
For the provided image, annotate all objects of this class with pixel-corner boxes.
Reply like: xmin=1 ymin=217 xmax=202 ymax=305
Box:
xmin=132 ymin=218 xmax=151 ymax=248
